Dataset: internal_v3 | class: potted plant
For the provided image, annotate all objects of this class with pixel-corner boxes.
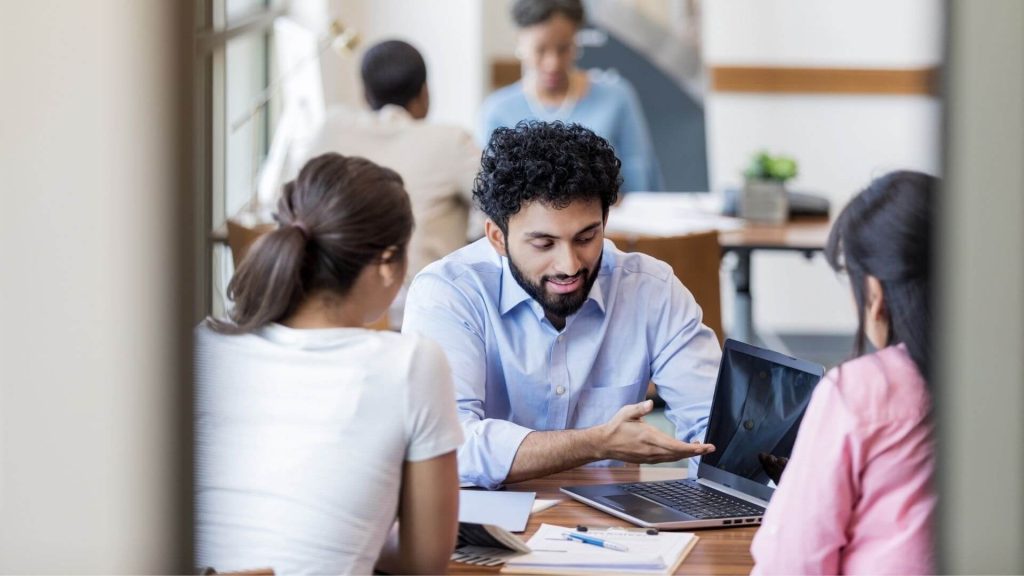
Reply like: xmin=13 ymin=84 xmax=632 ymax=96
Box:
xmin=740 ymin=151 xmax=798 ymax=223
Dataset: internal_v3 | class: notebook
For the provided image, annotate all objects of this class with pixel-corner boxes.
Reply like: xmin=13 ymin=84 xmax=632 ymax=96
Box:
xmin=453 ymin=523 xmax=531 ymax=567
xmin=451 ymin=493 xmax=566 ymax=567
xmin=459 ymin=489 xmax=536 ymax=532
xmin=561 ymin=339 xmax=824 ymax=529
xmin=501 ymin=523 xmax=698 ymax=575
xmin=452 ymin=490 xmax=536 ymax=567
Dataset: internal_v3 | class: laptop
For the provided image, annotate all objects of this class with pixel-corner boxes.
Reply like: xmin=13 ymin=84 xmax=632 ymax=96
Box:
xmin=561 ymin=339 xmax=825 ymax=529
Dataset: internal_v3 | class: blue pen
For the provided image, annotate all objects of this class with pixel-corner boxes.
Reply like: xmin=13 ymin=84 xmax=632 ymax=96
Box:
xmin=562 ymin=531 xmax=630 ymax=552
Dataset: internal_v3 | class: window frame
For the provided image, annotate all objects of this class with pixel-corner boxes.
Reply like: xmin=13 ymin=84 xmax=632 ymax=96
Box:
xmin=194 ymin=0 xmax=286 ymax=319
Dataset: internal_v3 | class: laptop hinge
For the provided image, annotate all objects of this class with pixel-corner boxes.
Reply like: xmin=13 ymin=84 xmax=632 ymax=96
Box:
xmin=696 ymin=478 xmax=770 ymax=508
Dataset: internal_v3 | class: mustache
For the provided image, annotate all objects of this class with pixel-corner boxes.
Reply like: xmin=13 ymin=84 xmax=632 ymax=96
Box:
xmin=543 ymin=269 xmax=588 ymax=283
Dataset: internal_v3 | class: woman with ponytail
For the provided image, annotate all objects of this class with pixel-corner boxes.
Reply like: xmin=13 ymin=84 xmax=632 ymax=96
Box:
xmin=751 ymin=171 xmax=937 ymax=574
xmin=195 ymin=154 xmax=462 ymax=574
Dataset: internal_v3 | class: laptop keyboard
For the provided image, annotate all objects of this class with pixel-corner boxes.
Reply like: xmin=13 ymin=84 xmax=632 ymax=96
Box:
xmin=619 ymin=480 xmax=764 ymax=519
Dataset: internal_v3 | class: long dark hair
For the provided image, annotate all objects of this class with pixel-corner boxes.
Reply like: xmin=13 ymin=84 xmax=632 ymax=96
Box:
xmin=825 ymin=170 xmax=935 ymax=381
xmin=211 ymin=153 xmax=413 ymax=334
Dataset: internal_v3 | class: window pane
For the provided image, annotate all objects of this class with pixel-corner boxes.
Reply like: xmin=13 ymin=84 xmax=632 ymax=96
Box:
xmin=211 ymin=244 xmax=233 ymax=319
xmin=226 ymin=0 xmax=269 ymax=24
xmin=225 ymin=32 xmax=267 ymax=218
xmin=217 ymin=31 xmax=276 ymax=315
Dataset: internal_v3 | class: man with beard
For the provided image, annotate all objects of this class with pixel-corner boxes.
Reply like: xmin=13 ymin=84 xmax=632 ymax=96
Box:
xmin=402 ymin=121 xmax=721 ymax=489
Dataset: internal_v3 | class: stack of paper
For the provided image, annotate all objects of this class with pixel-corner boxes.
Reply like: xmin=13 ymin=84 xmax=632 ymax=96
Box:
xmin=501 ymin=524 xmax=698 ymax=575
xmin=606 ymin=192 xmax=745 ymax=237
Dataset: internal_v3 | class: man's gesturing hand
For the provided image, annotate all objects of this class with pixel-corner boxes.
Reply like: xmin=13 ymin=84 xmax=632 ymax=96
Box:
xmin=592 ymin=400 xmax=715 ymax=464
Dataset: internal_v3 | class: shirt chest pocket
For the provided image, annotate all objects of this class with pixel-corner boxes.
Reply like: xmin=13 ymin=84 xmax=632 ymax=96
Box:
xmin=571 ymin=378 xmax=647 ymax=429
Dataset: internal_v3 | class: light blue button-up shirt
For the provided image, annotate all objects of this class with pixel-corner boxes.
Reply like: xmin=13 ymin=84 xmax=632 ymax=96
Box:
xmin=402 ymin=238 xmax=720 ymax=489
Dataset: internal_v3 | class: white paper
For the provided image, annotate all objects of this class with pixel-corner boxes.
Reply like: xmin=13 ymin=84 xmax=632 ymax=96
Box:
xmin=531 ymin=499 xmax=561 ymax=514
xmin=505 ymin=523 xmax=696 ymax=574
xmin=606 ymin=192 xmax=745 ymax=237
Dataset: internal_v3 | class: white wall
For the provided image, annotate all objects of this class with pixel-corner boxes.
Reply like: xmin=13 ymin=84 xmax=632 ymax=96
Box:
xmin=704 ymin=0 xmax=942 ymax=67
xmin=323 ymin=0 xmax=485 ymax=133
xmin=483 ymin=0 xmax=519 ymax=65
xmin=0 ymin=1 xmax=190 ymax=571
xmin=288 ymin=0 xmax=331 ymax=34
xmin=704 ymin=0 xmax=944 ymax=335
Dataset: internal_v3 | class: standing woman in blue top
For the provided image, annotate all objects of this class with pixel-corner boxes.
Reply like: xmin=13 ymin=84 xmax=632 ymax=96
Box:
xmin=479 ymin=0 xmax=663 ymax=192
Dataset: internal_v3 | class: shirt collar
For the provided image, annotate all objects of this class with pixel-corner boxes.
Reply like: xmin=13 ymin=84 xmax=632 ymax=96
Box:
xmin=376 ymin=104 xmax=414 ymax=124
xmin=498 ymin=256 xmax=536 ymax=317
xmin=497 ymin=242 xmax=612 ymax=319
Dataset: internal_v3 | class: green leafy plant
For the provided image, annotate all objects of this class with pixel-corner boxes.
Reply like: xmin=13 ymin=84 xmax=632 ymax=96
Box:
xmin=744 ymin=151 xmax=798 ymax=182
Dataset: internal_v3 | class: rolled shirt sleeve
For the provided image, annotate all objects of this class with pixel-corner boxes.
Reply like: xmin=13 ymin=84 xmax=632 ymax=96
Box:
xmin=402 ymin=271 xmax=532 ymax=489
xmin=650 ymin=275 xmax=720 ymax=444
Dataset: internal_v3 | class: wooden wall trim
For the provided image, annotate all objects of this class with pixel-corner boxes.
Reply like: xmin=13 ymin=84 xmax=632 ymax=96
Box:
xmin=490 ymin=59 xmax=940 ymax=95
xmin=710 ymin=66 xmax=940 ymax=95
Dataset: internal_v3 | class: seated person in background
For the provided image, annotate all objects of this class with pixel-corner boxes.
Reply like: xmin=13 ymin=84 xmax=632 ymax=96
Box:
xmin=302 ymin=39 xmax=481 ymax=327
xmin=402 ymin=121 xmax=719 ymax=489
xmin=751 ymin=171 xmax=938 ymax=575
xmin=479 ymin=0 xmax=662 ymax=192
xmin=195 ymin=154 xmax=462 ymax=575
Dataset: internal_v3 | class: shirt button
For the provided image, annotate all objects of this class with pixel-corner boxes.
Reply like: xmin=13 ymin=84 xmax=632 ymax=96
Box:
xmin=557 ymin=335 xmax=564 ymax=342
xmin=743 ymin=419 xmax=755 ymax=430
xmin=555 ymin=385 xmax=566 ymax=396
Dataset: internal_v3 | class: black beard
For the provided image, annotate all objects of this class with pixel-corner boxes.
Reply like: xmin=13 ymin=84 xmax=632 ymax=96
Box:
xmin=507 ymin=250 xmax=602 ymax=321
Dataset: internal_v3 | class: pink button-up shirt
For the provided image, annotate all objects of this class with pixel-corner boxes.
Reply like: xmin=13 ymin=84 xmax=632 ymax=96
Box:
xmin=751 ymin=344 xmax=936 ymax=575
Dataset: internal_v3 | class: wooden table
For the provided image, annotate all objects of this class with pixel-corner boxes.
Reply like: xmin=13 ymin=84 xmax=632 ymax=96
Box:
xmin=718 ymin=216 xmax=831 ymax=343
xmin=718 ymin=215 xmax=830 ymax=252
xmin=450 ymin=467 xmax=756 ymax=575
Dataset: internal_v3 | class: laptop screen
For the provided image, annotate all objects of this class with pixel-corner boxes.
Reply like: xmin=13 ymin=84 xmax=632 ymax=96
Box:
xmin=699 ymin=340 xmax=824 ymax=502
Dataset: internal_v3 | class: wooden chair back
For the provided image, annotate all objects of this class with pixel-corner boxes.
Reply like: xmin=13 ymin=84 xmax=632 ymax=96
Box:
xmin=606 ymin=230 xmax=724 ymax=345
xmin=225 ymin=219 xmax=276 ymax=269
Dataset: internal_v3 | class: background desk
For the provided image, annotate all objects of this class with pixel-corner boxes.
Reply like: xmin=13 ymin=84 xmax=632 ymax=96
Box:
xmin=450 ymin=467 xmax=756 ymax=575
xmin=719 ymin=215 xmax=831 ymax=344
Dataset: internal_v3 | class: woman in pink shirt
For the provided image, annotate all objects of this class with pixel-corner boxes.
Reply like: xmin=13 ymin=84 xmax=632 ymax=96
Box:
xmin=751 ymin=171 xmax=937 ymax=575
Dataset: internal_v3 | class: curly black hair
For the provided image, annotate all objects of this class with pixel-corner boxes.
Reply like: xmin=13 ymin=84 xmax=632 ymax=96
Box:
xmin=473 ymin=121 xmax=622 ymax=233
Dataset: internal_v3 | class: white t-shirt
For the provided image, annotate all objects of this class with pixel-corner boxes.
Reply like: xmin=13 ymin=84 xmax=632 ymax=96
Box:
xmin=194 ymin=323 xmax=463 ymax=575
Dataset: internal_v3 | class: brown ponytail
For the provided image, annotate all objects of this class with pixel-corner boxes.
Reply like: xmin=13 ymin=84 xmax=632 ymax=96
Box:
xmin=210 ymin=153 xmax=412 ymax=334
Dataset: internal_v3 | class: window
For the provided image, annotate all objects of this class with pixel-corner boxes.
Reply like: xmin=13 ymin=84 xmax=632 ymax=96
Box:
xmin=195 ymin=0 xmax=285 ymax=317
